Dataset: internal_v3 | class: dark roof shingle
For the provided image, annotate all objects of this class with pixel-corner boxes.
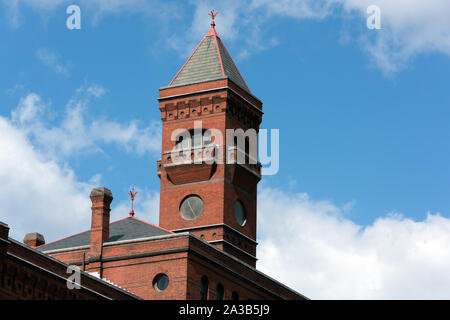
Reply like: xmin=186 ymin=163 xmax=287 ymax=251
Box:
xmin=37 ymin=217 xmax=171 ymax=252
xmin=169 ymin=26 xmax=251 ymax=93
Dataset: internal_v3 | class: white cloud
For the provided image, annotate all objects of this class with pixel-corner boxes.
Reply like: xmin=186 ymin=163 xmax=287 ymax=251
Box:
xmin=6 ymin=0 xmax=450 ymax=72
xmin=0 ymin=116 xmax=95 ymax=241
xmin=86 ymin=84 xmax=107 ymax=98
xmin=169 ymin=0 xmax=450 ymax=72
xmin=11 ymin=87 xmax=161 ymax=158
xmin=250 ymin=0 xmax=336 ymax=19
xmin=1 ymin=0 xmax=177 ymax=27
xmin=257 ymin=186 xmax=450 ymax=299
xmin=0 ymin=86 xmax=162 ymax=243
xmin=36 ymin=48 xmax=70 ymax=76
xmin=251 ymin=0 xmax=450 ymax=73
xmin=11 ymin=93 xmax=44 ymax=124
xmin=0 ymin=105 xmax=159 ymax=244
xmin=319 ymin=0 xmax=450 ymax=73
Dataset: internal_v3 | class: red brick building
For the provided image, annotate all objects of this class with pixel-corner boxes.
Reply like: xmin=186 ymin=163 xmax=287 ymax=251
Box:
xmin=2 ymin=18 xmax=307 ymax=300
xmin=0 ymin=221 xmax=140 ymax=300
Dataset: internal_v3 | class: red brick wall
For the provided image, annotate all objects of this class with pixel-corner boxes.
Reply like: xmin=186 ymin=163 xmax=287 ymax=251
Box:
xmin=0 ymin=238 xmax=137 ymax=300
xmin=43 ymin=233 xmax=305 ymax=300
xmin=186 ymin=235 xmax=304 ymax=300
xmin=157 ymin=79 xmax=263 ymax=265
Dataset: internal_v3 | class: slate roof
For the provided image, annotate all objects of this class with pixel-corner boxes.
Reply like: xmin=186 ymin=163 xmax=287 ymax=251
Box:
xmin=169 ymin=25 xmax=251 ymax=93
xmin=37 ymin=217 xmax=172 ymax=252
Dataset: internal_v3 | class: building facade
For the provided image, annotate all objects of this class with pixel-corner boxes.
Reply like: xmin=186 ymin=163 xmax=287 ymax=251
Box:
xmin=1 ymin=17 xmax=307 ymax=300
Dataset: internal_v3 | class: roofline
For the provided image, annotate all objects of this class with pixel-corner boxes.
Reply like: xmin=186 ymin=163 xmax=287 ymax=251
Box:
xmin=165 ymin=76 xmax=229 ymax=90
xmin=40 ymin=244 xmax=90 ymax=254
xmin=166 ymin=26 xmax=252 ymax=95
xmin=36 ymin=217 xmax=132 ymax=249
xmin=40 ymin=232 xmax=189 ymax=254
xmin=104 ymin=232 xmax=188 ymax=247
xmin=158 ymin=83 xmax=263 ymax=115
xmin=167 ymin=25 xmax=253 ymax=94
xmin=161 ymin=78 xmax=259 ymax=104
xmin=216 ymin=35 xmax=252 ymax=93
xmin=213 ymin=32 xmax=226 ymax=79
xmin=38 ymin=216 xmax=171 ymax=251
xmin=36 ymin=226 xmax=90 ymax=249
xmin=9 ymin=238 xmax=142 ymax=299
xmin=209 ymin=239 xmax=258 ymax=260
xmin=168 ymin=35 xmax=207 ymax=86
xmin=171 ymin=223 xmax=258 ymax=245
xmin=8 ymin=253 xmax=113 ymax=300
xmin=189 ymin=234 xmax=308 ymax=300
xmin=130 ymin=216 xmax=174 ymax=234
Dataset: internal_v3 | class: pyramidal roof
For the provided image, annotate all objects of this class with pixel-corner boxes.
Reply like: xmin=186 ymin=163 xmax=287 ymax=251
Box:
xmin=169 ymin=21 xmax=251 ymax=93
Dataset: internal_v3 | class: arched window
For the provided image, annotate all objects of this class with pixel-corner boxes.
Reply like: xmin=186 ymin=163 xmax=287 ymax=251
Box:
xmin=175 ymin=129 xmax=213 ymax=150
xmin=175 ymin=134 xmax=190 ymax=150
xmin=200 ymin=276 xmax=209 ymax=300
xmin=203 ymin=130 xmax=212 ymax=146
xmin=232 ymin=134 xmax=252 ymax=164
xmin=245 ymin=137 xmax=250 ymax=155
xmin=231 ymin=291 xmax=239 ymax=300
xmin=215 ymin=283 xmax=224 ymax=300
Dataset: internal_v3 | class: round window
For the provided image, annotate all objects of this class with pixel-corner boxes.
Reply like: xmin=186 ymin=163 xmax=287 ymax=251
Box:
xmin=153 ymin=273 xmax=169 ymax=291
xmin=180 ymin=195 xmax=204 ymax=220
xmin=234 ymin=200 xmax=247 ymax=226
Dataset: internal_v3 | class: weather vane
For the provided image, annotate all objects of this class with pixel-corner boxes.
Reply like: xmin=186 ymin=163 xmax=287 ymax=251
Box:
xmin=128 ymin=185 xmax=138 ymax=216
xmin=209 ymin=9 xmax=219 ymax=27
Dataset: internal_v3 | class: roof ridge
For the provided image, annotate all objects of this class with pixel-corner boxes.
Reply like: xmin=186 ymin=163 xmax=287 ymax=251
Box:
xmin=110 ymin=216 xmax=133 ymax=224
xmin=168 ymin=36 xmax=208 ymax=86
xmin=205 ymin=24 xmax=219 ymax=38
xmin=130 ymin=216 xmax=174 ymax=234
xmin=38 ymin=216 xmax=169 ymax=249
xmin=213 ymin=31 xmax=226 ymax=78
xmin=216 ymin=36 xmax=251 ymax=93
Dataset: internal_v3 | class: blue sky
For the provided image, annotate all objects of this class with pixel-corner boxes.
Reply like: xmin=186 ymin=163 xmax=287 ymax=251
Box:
xmin=1 ymin=0 xmax=450 ymax=299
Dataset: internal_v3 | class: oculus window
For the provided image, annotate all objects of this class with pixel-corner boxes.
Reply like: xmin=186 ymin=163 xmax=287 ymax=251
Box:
xmin=180 ymin=195 xmax=204 ymax=220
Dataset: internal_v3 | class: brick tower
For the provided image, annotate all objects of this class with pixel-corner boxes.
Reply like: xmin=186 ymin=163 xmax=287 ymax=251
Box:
xmin=157 ymin=15 xmax=263 ymax=267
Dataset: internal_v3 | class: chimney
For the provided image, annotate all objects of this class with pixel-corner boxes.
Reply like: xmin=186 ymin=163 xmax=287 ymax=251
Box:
xmin=89 ymin=187 xmax=113 ymax=260
xmin=24 ymin=232 xmax=45 ymax=247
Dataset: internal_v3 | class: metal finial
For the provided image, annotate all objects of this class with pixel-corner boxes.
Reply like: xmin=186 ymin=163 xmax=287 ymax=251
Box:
xmin=209 ymin=10 xmax=219 ymax=27
xmin=128 ymin=185 xmax=138 ymax=216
